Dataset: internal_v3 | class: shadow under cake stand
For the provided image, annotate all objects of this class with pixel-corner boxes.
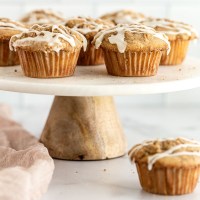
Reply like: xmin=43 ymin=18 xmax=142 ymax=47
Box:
xmin=0 ymin=57 xmax=200 ymax=160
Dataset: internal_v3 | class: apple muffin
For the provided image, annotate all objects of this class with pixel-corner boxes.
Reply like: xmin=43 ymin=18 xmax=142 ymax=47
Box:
xmin=142 ymin=18 xmax=198 ymax=65
xmin=65 ymin=16 xmax=113 ymax=65
xmin=0 ymin=18 xmax=27 ymax=66
xmin=129 ymin=137 xmax=200 ymax=195
xmin=100 ymin=10 xmax=146 ymax=25
xmin=93 ymin=24 xmax=170 ymax=77
xmin=20 ymin=9 xmax=65 ymax=26
xmin=10 ymin=24 xmax=87 ymax=78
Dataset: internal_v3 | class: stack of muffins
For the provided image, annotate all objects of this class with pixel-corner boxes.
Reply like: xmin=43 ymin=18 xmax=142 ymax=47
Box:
xmin=0 ymin=9 xmax=198 ymax=78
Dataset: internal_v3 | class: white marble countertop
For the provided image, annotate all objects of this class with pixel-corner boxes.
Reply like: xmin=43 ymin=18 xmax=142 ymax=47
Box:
xmin=13 ymin=103 xmax=200 ymax=200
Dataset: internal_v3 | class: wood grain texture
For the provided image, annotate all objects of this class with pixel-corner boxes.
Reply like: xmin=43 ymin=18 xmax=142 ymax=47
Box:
xmin=40 ymin=96 xmax=126 ymax=160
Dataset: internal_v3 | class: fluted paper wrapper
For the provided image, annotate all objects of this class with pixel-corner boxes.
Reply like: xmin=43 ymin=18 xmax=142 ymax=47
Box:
xmin=161 ymin=40 xmax=190 ymax=65
xmin=0 ymin=40 xmax=19 ymax=66
xmin=77 ymin=43 xmax=104 ymax=66
xmin=136 ymin=162 xmax=200 ymax=195
xmin=17 ymin=49 xmax=80 ymax=78
xmin=103 ymin=49 xmax=162 ymax=77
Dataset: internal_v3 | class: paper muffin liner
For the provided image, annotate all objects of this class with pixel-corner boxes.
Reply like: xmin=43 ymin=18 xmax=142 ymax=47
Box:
xmin=102 ymin=49 xmax=163 ymax=77
xmin=136 ymin=162 xmax=200 ymax=195
xmin=17 ymin=49 xmax=80 ymax=78
xmin=0 ymin=39 xmax=19 ymax=66
xmin=77 ymin=43 xmax=104 ymax=66
xmin=161 ymin=40 xmax=190 ymax=65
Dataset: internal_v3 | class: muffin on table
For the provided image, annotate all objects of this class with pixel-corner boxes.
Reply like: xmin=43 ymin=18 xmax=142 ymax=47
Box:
xmin=93 ymin=24 xmax=170 ymax=77
xmin=100 ymin=10 xmax=146 ymax=25
xmin=129 ymin=137 xmax=200 ymax=195
xmin=20 ymin=9 xmax=65 ymax=26
xmin=10 ymin=24 xmax=87 ymax=78
xmin=142 ymin=18 xmax=198 ymax=65
xmin=0 ymin=18 xmax=27 ymax=66
xmin=65 ymin=16 xmax=114 ymax=66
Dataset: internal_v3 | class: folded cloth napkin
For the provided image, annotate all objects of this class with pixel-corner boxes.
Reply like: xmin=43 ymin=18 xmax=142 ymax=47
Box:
xmin=0 ymin=105 xmax=54 ymax=200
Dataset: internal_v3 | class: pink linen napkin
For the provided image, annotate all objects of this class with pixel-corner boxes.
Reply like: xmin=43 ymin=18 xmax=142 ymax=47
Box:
xmin=0 ymin=104 xmax=54 ymax=200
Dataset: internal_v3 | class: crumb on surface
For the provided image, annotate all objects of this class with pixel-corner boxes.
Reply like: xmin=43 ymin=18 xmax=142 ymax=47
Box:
xmin=14 ymin=69 xmax=17 ymax=72
xmin=131 ymin=169 xmax=135 ymax=173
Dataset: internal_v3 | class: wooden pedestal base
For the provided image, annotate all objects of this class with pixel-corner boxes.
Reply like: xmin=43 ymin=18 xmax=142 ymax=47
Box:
xmin=40 ymin=96 xmax=126 ymax=160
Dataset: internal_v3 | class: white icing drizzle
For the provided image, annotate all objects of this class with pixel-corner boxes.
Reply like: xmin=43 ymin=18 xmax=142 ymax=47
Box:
xmin=70 ymin=28 xmax=87 ymax=51
xmin=108 ymin=29 xmax=127 ymax=53
xmin=66 ymin=17 xmax=110 ymax=35
xmin=148 ymin=144 xmax=200 ymax=170
xmin=73 ymin=22 xmax=104 ymax=34
xmin=114 ymin=15 xmax=144 ymax=24
xmin=27 ymin=16 xmax=62 ymax=25
xmin=21 ymin=10 xmax=64 ymax=25
xmin=102 ymin=10 xmax=145 ymax=24
xmin=10 ymin=25 xmax=87 ymax=52
xmin=94 ymin=24 xmax=170 ymax=54
xmin=0 ymin=19 xmax=27 ymax=32
xmin=128 ymin=137 xmax=200 ymax=171
xmin=142 ymin=18 xmax=198 ymax=38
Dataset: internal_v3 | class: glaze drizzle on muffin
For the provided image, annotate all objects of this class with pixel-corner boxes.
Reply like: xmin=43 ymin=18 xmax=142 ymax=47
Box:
xmin=142 ymin=18 xmax=198 ymax=40
xmin=0 ymin=18 xmax=27 ymax=32
xmin=101 ymin=10 xmax=146 ymax=24
xmin=10 ymin=24 xmax=87 ymax=52
xmin=93 ymin=24 xmax=170 ymax=53
xmin=65 ymin=17 xmax=113 ymax=39
xmin=20 ymin=9 xmax=65 ymax=25
xmin=129 ymin=137 xmax=200 ymax=170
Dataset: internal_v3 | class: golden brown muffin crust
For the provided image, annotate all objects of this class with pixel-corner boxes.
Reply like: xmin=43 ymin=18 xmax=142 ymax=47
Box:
xmin=93 ymin=24 xmax=170 ymax=53
xmin=129 ymin=138 xmax=200 ymax=168
xmin=10 ymin=24 xmax=86 ymax=52
xmin=20 ymin=9 xmax=65 ymax=25
xmin=101 ymin=10 xmax=146 ymax=24
xmin=65 ymin=17 xmax=114 ymax=40
xmin=0 ymin=18 xmax=27 ymax=40
xmin=141 ymin=18 xmax=198 ymax=41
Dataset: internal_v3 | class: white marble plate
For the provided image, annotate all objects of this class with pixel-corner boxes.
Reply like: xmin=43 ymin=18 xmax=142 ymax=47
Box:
xmin=0 ymin=57 xmax=200 ymax=96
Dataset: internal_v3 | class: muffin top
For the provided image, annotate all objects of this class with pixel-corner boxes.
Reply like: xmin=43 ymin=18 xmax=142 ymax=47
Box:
xmin=129 ymin=137 xmax=200 ymax=170
xmin=0 ymin=18 xmax=28 ymax=40
xmin=20 ymin=9 xmax=65 ymax=25
xmin=65 ymin=16 xmax=113 ymax=40
xmin=142 ymin=18 xmax=198 ymax=41
xmin=100 ymin=10 xmax=146 ymax=25
xmin=93 ymin=24 xmax=170 ymax=53
xmin=10 ymin=24 xmax=87 ymax=52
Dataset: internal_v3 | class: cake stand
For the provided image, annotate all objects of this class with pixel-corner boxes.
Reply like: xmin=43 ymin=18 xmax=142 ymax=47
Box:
xmin=0 ymin=57 xmax=200 ymax=160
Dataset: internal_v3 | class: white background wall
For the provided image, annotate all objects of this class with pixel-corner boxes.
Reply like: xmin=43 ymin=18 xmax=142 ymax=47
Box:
xmin=0 ymin=0 xmax=200 ymax=109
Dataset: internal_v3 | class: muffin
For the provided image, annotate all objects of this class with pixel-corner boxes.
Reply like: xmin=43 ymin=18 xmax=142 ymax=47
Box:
xmin=10 ymin=24 xmax=87 ymax=78
xmin=142 ymin=18 xmax=198 ymax=65
xmin=20 ymin=9 xmax=65 ymax=26
xmin=100 ymin=10 xmax=146 ymax=25
xmin=129 ymin=137 xmax=200 ymax=195
xmin=93 ymin=24 xmax=170 ymax=77
xmin=65 ymin=16 xmax=113 ymax=66
xmin=0 ymin=18 xmax=27 ymax=66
